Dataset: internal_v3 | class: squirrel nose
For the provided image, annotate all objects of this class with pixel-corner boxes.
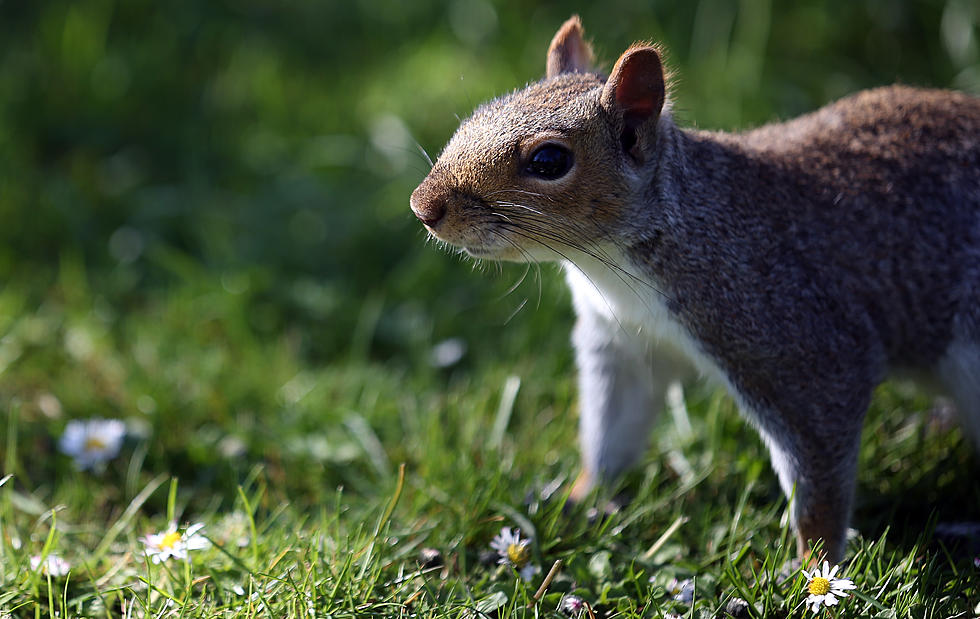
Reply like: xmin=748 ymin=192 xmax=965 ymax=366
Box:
xmin=410 ymin=185 xmax=447 ymax=228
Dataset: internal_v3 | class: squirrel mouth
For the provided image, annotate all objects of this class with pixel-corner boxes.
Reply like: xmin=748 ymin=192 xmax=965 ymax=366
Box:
xmin=424 ymin=229 xmax=493 ymax=257
xmin=464 ymin=246 xmax=497 ymax=258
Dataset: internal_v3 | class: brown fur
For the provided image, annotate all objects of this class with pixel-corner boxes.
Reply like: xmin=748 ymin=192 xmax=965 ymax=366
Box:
xmin=546 ymin=16 xmax=594 ymax=78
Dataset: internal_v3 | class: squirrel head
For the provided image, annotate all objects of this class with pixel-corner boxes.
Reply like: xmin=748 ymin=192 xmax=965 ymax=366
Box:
xmin=411 ymin=16 xmax=669 ymax=261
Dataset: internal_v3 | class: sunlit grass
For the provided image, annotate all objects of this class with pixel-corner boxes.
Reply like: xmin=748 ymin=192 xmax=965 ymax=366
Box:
xmin=1 ymin=257 xmax=978 ymax=617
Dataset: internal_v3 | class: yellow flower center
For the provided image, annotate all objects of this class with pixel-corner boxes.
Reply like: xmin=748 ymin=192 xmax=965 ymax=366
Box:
xmin=160 ymin=531 xmax=182 ymax=550
xmin=808 ymin=577 xmax=831 ymax=596
xmin=84 ymin=437 xmax=107 ymax=451
xmin=506 ymin=543 xmax=529 ymax=567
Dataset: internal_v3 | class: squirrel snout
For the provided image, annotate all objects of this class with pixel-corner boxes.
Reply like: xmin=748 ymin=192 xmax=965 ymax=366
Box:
xmin=410 ymin=184 xmax=447 ymax=228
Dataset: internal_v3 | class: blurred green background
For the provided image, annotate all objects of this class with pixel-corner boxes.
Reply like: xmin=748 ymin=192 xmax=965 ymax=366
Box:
xmin=3 ymin=0 xmax=977 ymax=356
xmin=1 ymin=0 xmax=978 ymax=508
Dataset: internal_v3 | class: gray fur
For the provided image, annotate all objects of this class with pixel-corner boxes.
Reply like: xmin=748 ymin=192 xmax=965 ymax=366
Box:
xmin=410 ymin=17 xmax=980 ymax=562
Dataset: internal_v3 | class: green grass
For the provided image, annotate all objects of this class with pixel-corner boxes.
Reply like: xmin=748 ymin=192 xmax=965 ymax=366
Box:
xmin=1 ymin=257 xmax=979 ymax=618
xmin=2 ymin=1 xmax=980 ymax=616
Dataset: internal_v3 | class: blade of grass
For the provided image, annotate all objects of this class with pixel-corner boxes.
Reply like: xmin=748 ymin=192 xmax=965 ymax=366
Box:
xmin=357 ymin=463 xmax=406 ymax=581
xmin=490 ymin=375 xmax=521 ymax=451
xmin=91 ymin=474 xmax=168 ymax=563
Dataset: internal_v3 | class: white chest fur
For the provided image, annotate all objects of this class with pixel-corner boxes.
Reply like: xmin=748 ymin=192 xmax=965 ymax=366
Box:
xmin=562 ymin=251 xmax=724 ymax=382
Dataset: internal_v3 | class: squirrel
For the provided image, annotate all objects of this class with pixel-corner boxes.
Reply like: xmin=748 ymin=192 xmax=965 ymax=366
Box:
xmin=410 ymin=16 xmax=980 ymax=562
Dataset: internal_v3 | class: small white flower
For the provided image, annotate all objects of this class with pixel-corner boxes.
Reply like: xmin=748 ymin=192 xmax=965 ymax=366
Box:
xmin=30 ymin=553 xmax=71 ymax=577
xmin=59 ymin=418 xmax=126 ymax=471
xmin=803 ymin=561 xmax=856 ymax=613
xmin=667 ymin=577 xmax=695 ymax=604
xmin=490 ymin=527 xmax=531 ymax=567
xmin=490 ymin=526 xmax=539 ymax=580
xmin=142 ymin=522 xmax=209 ymax=563
xmin=557 ymin=594 xmax=588 ymax=618
xmin=518 ymin=563 xmax=541 ymax=581
xmin=430 ymin=337 xmax=466 ymax=368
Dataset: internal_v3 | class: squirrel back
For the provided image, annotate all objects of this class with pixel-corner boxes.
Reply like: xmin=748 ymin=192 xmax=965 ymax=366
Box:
xmin=410 ymin=16 xmax=980 ymax=562
xmin=651 ymin=86 xmax=980 ymax=369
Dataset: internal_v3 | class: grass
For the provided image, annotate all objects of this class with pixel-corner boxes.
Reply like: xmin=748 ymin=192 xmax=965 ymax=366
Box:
xmin=1 ymin=257 xmax=979 ymax=618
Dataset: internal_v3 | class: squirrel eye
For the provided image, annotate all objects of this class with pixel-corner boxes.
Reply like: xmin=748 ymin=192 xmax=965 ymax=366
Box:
xmin=525 ymin=144 xmax=573 ymax=180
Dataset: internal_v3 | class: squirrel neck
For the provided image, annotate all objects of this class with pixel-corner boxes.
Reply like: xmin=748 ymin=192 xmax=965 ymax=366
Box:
xmin=627 ymin=115 xmax=753 ymax=263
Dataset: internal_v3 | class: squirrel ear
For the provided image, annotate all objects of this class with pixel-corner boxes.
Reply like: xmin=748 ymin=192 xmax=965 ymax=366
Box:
xmin=601 ymin=46 xmax=666 ymax=160
xmin=546 ymin=15 xmax=595 ymax=78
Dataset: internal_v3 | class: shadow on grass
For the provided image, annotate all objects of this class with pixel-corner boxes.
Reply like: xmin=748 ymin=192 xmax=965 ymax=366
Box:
xmin=855 ymin=427 xmax=980 ymax=563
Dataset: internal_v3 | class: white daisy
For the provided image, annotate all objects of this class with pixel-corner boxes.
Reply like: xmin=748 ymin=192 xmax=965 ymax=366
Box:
xmin=490 ymin=527 xmax=540 ymax=581
xmin=59 ymin=418 xmax=126 ymax=471
xmin=803 ymin=561 xmax=856 ymax=613
xmin=30 ymin=553 xmax=71 ymax=577
xmin=142 ymin=522 xmax=209 ymax=563
xmin=557 ymin=594 xmax=587 ymax=618
xmin=667 ymin=577 xmax=695 ymax=604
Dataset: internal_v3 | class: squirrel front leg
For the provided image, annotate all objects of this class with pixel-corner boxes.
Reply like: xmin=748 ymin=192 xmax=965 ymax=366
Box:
xmin=756 ymin=396 xmax=868 ymax=563
xmin=568 ymin=301 xmax=673 ymax=501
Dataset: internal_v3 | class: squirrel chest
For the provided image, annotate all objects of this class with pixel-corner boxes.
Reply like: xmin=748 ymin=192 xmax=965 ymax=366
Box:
xmin=563 ymin=252 xmax=724 ymax=383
